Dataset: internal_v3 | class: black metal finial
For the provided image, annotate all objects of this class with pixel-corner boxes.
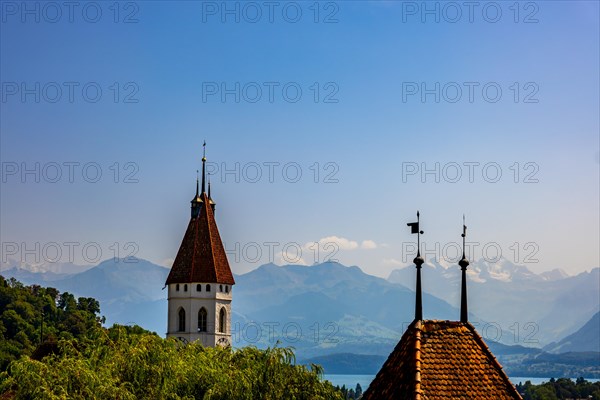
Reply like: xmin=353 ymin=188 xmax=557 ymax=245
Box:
xmin=408 ymin=211 xmax=425 ymax=321
xmin=190 ymin=169 xmax=203 ymax=219
xmin=207 ymin=172 xmax=216 ymax=212
xmin=461 ymin=214 xmax=467 ymax=259
xmin=459 ymin=215 xmax=470 ymax=323
xmin=196 ymin=170 xmax=200 ymax=197
xmin=208 ymin=173 xmax=211 ymax=199
xmin=201 ymin=141 xmax=207 ymax=194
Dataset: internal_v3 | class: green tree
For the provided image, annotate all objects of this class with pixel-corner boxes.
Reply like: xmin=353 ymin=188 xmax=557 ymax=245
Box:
xmin=0 ymin=277 xmax=105 ymax=370
xmin=0 ymin=278 xmax=344 ymax=398
xmin=532 ymin=385 xmax=558 ymax=400
xmin=0 ymin=331 xmax=343 ymax=399
xmin=355 ymin=383 xmax=363 ymax=398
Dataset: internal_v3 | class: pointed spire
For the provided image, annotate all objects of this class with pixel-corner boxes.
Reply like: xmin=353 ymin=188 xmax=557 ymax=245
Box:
xmin=201 ymin=140 xmax=207 ymax=194
xmin=408 ymin=211 xmax=425 ymax=321
xmin=196 ymin=170 xmax=200 ymax=197
xmin=208 ymin=173 xmax=216 ymax=212
xmin=191 ymin=170 xmax=202 ymax=219
xmin=459 ymin=215 xmax=470 ymax=323
xmin=166 ymin=144 xmax=235 ymax=288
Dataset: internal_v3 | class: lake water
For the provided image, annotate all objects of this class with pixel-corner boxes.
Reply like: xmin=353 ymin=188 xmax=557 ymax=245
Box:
xmin=323 ymin=374 xmax=600 ymax=390
xmin=323 ymin=375 xmax=375 ymax=390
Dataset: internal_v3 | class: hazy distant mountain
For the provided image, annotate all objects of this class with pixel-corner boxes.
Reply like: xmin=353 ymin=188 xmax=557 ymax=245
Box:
xmin=539 ymin=269 xmax=570 ymax=281
xmin=544 ymin=312 xmax=600 ymax=353
xmin=1 ymin=259 xmax=459 ymax=358
xmin=1 ymin=258 xmax=94 ymax=281
xmin=2 ymin=257 xmax=597 ymax=360
xmin=388 ymin=258 xmax=600 ymax=344
xmin=231 ymin=262 xmax=460 ymax=358
xmin=300 ymin=353 xmax=387 ymax=374
xmin=1 ymin=257 xmax=170 ymax=335
xmin=54 ymin=258 xmax=169 ymax=302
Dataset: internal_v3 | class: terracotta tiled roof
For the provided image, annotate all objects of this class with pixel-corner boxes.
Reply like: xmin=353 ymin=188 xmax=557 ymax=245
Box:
xmin=363 ymin=320 xmax=522 ymax=400
xmin=165 ymin=192 xmax=235 ymax=285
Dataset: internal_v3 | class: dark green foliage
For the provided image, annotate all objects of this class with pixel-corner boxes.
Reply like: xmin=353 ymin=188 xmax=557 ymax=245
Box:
xmin=336 ymin=384 xmax=361 ymax=399
xmin=516 ymin=378 xmax=600 ymax=400
xmin=0 ymin=327 xmax=343 ymax=399
xmin=0 ymin=277 xmax=342 ymax=399
xmin=355 ymin=383 xmax=363 ymax=398
xmin=0 ymin=276 xmax=105 ymax=370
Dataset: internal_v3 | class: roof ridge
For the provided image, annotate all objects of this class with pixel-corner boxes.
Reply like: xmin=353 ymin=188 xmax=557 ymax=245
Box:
xmin=204 ymin=192 xmax=219 ymax=282
xmin=465 ymin=322 xmax=523 ymax=399
xmin=191 ymin=210 xmax=199 ymax=281
xmin=414 ymin=320 xmax=422 ymax=400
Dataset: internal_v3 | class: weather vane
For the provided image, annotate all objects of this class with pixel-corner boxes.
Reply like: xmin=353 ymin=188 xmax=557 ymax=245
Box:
xmin=460 ymin=214 xmax=467 ymax=260
xmin=461 ymin=214 xmax=467 ymax=260
xmin=201 ymin=141 xmax=207 ymax=193
xmin=407 ymin=210 xmax=424 ymax=257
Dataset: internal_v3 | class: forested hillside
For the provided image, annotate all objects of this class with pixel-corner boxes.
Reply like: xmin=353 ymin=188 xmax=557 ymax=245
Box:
xmin=0 ymin=277 xmax=342 ymax=399
xmin=0 ymin=276 xmax=104 ymax=370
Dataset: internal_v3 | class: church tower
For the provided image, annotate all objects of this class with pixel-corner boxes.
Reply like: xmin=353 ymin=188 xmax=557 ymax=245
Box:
xmin=165 ymin=144 xmax=235 ymax=346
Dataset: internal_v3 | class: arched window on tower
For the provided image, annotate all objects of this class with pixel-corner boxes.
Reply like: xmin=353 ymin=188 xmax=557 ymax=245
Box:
xmin=219 ymin=307 xmax=226 ymax=333
xmin=184 ymin=284 xmax=188 ymax=292
xmin=198 ymin=307 xmax=207 ymax=332
xmin=178 ymin=308 xmax=186 ymax=332
xmin=176 ymin=284 xmax=180 ymax=291
xmin=196 ymin=284 xmax=201 ymax=292
xmin=220 ymin=284 xmax=223 ymax=292
xmin=206 ymin=284 xmax=211 ymax=292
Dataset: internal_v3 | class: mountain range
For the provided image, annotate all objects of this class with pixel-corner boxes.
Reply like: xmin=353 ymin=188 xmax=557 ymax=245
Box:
xmin=388 ymin=257 xmax=600 ymax=344
xmin=1 ymin=258 xmax=168 ymax=335
xmin=1 ymin=257 xmax=598 ymax=363
xmin=543 ymin=312 xmax=600 ymax=354
xmin=232 ymin=262 xmax=459 ymax=357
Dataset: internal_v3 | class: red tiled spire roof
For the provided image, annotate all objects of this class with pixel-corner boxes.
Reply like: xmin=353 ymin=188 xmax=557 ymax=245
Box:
xmin=363 ymin=320 xmax=522 ymax=400
xmin=165 ymin=190 xmax=235 ymax=285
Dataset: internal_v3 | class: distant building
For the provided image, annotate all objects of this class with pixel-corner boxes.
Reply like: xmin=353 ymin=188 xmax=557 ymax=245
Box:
xmin=165 ymin=147 xmax=235 ymax=347
xmin=363 ymin=214 xmax=522 ymax=399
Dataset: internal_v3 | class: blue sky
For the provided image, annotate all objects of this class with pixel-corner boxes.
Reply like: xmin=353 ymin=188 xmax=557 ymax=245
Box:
xmin=1 ymin=1 xmax=598 ymax=277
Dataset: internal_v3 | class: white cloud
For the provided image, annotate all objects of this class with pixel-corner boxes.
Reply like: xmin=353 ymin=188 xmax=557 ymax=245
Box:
xmin=270 ymin=236 xmax=382 ymax=266
xmin=304 ymin=236 xmax=379 ymax=251
xmin=361 ymin=240 xmax=377 ymax=249
xmin=315 ymin=236 xmax=359 ymax=251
